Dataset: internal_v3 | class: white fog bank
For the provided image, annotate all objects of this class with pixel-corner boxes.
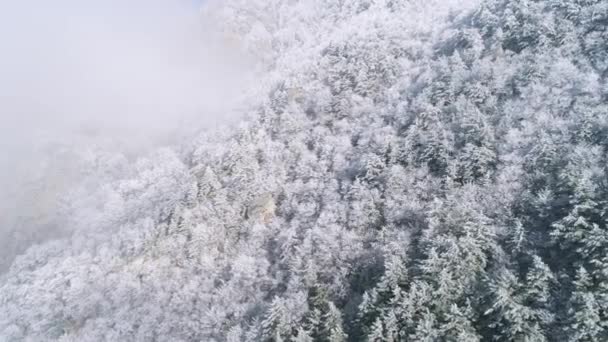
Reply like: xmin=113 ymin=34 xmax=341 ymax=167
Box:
xmin=0 ymin=0 xmax=253 ymax=150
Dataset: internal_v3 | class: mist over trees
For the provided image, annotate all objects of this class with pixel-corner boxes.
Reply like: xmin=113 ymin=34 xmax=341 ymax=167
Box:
xmin=1 ymin=0 xmax=607 ymax=341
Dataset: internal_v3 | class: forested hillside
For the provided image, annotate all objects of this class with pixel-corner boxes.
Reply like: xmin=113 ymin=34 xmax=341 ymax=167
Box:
xmin=1 ymin=0 xmax=607 ymax=341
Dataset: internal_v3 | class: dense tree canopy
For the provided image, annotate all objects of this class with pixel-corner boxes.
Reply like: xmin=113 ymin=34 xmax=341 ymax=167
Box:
xmin=1 ymin=0 xmax=607 ymax=340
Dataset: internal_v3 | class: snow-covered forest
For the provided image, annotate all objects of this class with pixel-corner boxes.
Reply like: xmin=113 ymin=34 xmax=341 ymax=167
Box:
xmin=1 ymin=0 xmax=608 ymax=340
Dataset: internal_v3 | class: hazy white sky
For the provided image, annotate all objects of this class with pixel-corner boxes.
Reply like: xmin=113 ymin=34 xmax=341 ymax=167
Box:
xmin=0 ymin=0 xmax=250 ymax=155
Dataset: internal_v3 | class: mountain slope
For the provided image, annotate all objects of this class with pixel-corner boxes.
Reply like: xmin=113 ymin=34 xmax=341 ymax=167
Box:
xmin=1 ymin=0 xmax=607 ymax=341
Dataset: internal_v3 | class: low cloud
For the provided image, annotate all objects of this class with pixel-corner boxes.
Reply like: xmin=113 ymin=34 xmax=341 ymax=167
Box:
xmin=1 ymin=0 xmax=254 ymax=148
